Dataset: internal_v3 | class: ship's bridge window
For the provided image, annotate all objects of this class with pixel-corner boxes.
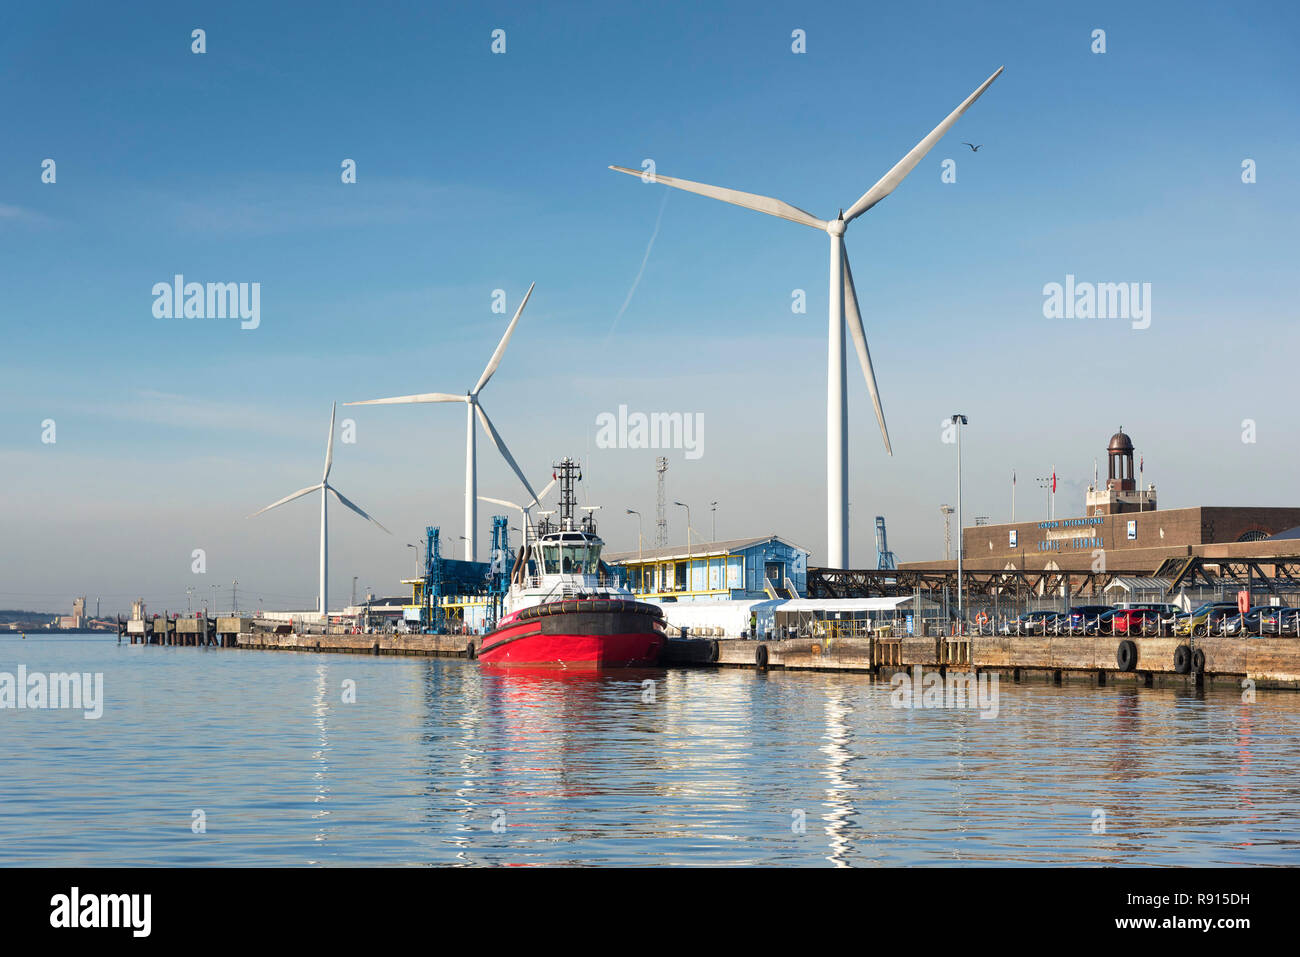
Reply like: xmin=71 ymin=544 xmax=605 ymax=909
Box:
xmin=560 ymin=543 xmax=600 ymax=575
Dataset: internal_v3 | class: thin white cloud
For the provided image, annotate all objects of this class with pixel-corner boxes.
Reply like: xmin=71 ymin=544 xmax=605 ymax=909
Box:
xmin=0 ymin=203 xmax=51 ymax=224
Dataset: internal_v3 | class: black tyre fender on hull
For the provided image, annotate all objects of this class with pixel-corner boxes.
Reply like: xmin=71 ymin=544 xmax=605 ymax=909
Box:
xmin=513 ymin=598 xmax=665 ymax=624
xmin=1116 ymin=639 xmax=1138 ymax=672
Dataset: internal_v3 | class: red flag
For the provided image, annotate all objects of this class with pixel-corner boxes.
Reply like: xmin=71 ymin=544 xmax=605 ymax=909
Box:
xmin=1052 ymin=471 xmax=1057 ymax=493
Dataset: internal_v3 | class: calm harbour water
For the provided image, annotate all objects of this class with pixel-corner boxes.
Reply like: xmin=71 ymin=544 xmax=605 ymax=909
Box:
xmin=2 ymin=634 xmax=1298 ymax=866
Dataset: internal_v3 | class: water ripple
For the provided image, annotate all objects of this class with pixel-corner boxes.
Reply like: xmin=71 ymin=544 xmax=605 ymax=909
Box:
xmin=2 ymin=636 xmax=1298 ymax=866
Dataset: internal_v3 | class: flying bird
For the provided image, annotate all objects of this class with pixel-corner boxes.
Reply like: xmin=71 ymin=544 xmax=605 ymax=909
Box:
xmin=962 ymin=142 xmax=983 ymax=152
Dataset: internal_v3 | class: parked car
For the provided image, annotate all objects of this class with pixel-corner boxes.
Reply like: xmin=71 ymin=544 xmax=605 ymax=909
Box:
xmin=1279 ymin=609 xmax=1300 ymax=637
xmin=1130 ymin=602 xmax=1182 ymax=630
xmin=1063 ymin=604 xmax=1111 ymax=634
xmin=1084 ymin=608 xmax=1122 ymax=636
xmin=1112 ymin=606 xmax=1163 ymax=636
xmin=1223 ymin=606 xmax=1300 ymax=637
xmin=1005 ymin=611 xmax=1057 ymax=635
xmin=1044 ymin=612 xmax=1072 ymax=636
xmin=1175 ymin=601 xmax=1240 ymax=637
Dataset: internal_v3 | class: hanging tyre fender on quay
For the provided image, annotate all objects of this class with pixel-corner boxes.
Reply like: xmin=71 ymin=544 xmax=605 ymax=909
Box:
xmin=1116 ymin=639 xmax=1138 ymax=672
xmin=755 ymin=644 xmax=769 ymax=668
xmin=1173 ymin=644 xmax=1191 ymax=675
xmin=1192 ymin=648 xmax=1206 ymax=674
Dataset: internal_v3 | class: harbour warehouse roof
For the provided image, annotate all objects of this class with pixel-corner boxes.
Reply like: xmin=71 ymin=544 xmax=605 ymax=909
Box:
xmin=604 ymin=535 xmax=809 ymax=565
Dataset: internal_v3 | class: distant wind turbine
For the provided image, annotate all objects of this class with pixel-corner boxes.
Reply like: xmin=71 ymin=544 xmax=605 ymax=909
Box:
xmin=479 ymin=477 xmax=557 ymax=547
xmin=610 ymin=66 xmax=1003 ymax=567
xmin=249 ymin=403 xmax=390 ymax=617
xmin=345 ymin=283 xmax=538 ymax=562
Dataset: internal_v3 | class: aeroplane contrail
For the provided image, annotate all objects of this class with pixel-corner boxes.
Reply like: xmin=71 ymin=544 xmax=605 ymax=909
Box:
xmin=606 ymin=190 xmax=669 ymax=342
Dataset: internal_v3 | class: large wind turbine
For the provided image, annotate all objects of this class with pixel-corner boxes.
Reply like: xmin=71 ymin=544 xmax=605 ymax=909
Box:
xmin=345 ymin=283 xmax=538 ymax=562
xmin=611 ymin=67 xmax=1003 ymax=568
xmin=250 ymin=403 xmax=390 ymax=618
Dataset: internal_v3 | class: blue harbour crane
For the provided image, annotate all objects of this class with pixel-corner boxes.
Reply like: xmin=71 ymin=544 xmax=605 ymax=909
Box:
xmin=875 ymin=515 xmax=898 ymax=570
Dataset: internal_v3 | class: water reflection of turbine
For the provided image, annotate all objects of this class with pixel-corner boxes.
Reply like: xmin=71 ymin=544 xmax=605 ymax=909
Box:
xmin=1234 ymin=701 xmax=1257 ymax=851
xmin=820 ymin=681 xmax=858 ymax=867
xmin=651 ymin=669 xmax=754 ymax=825
xmin=949 ymin=693 xmax=973 ymax=859
xmin=309 ymin=660 xmax=331 ymax=860
xmin=441 ymin=662 xmax=487 ymax=866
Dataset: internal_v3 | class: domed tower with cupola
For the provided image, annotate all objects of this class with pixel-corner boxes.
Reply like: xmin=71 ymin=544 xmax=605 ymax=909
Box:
xmin=1086 ymin=427 xmax=1157 ymax=515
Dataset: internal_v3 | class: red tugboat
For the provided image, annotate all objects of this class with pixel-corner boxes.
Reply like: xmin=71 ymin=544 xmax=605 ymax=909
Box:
xmin=477 ymin=457 xmax=666 ymax=667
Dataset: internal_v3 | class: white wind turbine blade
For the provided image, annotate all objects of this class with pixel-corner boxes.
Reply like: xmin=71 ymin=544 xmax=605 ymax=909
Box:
xmin=473 ymin=403 xmax=541 ymax=507
xmin=323 ymin=402 xmax=337 ymax=482
xmin=479 ymin=494 xmax=524 ymax=514
xmin=609 ymin=166 xmax=827 ymax=230
xmin=478 ymin=477 xmax=554 ymax=514
xmin=327 ymin=486 xmax=391 ymax=534
xmin=530 ymin=477 xmax=557 ymax=508
xmin=841 ymin=242 xmax=891 ymax=455
xmin=249 ymin=483 xmax=322 ymax=518
xmin=480 ymin=474 xmax=554 ymax=517
xmin=344 ymin=392 xmax=466 ymax=406
xmin=473 ymin=282 xmax=535 ymax=395
xmin=844 ymin=66 xmax=1004 ymax=223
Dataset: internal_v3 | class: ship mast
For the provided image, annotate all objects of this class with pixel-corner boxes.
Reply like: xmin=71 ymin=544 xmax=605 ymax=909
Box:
xmin=554 ymin=456 xmax=580 ymax=530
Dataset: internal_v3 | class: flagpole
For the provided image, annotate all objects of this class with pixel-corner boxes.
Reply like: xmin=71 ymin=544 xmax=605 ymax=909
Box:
xmin=1011 ymin=470 xmax=1016 ymax=523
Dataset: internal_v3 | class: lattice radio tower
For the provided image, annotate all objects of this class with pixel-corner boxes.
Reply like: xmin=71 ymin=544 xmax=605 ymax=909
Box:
xmin=939 ymin=505 xmax=954 ymax=562
xmin=655 ymin=456 xmax=668 ymax=547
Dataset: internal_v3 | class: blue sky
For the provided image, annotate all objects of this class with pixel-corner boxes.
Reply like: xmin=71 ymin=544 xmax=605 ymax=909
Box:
xmin=2 ymin=1 xmax=1297 ymax=613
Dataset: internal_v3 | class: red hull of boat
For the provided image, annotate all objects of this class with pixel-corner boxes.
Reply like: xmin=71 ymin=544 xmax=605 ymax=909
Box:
xmin=478 ymin=601 xmax=665 ymax=667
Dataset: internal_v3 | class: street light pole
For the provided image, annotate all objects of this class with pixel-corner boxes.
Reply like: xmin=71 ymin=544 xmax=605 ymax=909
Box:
xmin=674 ymin=501 xmax=692 ymax=557
xmin=626 ymin=508 xmax=643 ymax=561
xmin=710 ymin=501 xmax=718 ymax=543
xmin=951 ymin=414 xmax=968 ymax=633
